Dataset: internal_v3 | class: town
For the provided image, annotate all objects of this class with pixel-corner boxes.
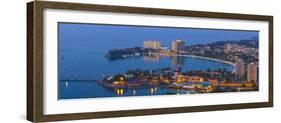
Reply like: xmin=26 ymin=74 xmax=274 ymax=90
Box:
xmin=101 ymin=39 xmax=259 ymax=95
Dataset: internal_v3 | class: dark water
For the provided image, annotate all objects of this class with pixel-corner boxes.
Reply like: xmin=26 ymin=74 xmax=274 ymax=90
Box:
xmin=59 ymin=49 xmax=234 ymax=80
xmin=59 ymin=50 xmax=234 ymax=99
xmin=59 ymin=80 xmax=195 ymax=99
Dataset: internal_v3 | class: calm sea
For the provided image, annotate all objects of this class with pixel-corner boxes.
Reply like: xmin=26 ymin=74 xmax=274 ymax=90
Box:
xmin=59 ymin=49 xmax=234 ymax=99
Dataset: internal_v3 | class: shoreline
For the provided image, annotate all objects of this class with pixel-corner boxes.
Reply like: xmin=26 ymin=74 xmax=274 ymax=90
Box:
xmin=182 ymin=54 xmax=236 ymax=73
xmin=152 ymin=52 xmax=235 ymax=67
xmin=181 ymin=55 xmax=235 ymax=66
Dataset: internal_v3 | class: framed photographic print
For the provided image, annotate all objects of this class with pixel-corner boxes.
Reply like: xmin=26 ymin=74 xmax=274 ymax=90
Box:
xmin=27 ymin=0 xmax=273 ymax=122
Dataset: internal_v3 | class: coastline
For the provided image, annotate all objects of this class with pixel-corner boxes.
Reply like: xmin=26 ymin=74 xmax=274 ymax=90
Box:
xmin=181 ymin=55 xmax=235 ymax=66
xmin=153 ymin=52 xmax=235 ymax=67
xmin=180 ymin=54 xmax=236 ymax=73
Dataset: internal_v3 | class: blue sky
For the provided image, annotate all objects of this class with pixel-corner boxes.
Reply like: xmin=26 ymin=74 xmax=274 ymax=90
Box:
xmin=59 ymin=23 xmax=258 ymax=53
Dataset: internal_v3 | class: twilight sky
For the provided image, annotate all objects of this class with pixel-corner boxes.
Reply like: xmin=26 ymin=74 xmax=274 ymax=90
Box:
xmin=59 ymin=23 xmax=258 ymax=53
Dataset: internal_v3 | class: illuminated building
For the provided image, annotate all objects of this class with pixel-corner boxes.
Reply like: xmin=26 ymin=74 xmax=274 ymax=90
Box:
xmin=171 ymin=40 xmax=186 ymax=53
xmin=247 ymin=63 xmax=258 ymax=82
xmin=208 ymin=79 xmax=219 ymax=85
xmin=224 ymin=43 xmax=231 ymax=54
xmin=143 ymin=40 xmax=161 ymax=49
xmin=113 ymin=75 xmax=127 ymax=85
xmin=186 ymin=76 xmax=204 ymax=83
xmin=235 ymin=59 xmax=245 ymax=77
xmin=176 ymin=74 xmax=185 ymax=84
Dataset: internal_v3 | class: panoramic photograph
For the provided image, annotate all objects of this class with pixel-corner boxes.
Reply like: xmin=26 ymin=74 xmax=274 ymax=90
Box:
xmin=58 ymin=22 xmax=259 ymax=99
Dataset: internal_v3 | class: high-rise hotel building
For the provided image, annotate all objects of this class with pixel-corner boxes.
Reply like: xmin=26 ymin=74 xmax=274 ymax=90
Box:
xmin=143 ymin=41 xmax=161 ymax=49
xmin=235 ymin=59 xmax=245 ymax=77
xmin=171 ymin=40 xmax=186 ymax=53
xmin=247 ymin=63 xmax=258 ymax=82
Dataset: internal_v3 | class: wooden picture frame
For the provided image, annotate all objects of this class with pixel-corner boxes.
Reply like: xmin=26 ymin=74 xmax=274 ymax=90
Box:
xmin=27 ymin=1 xmax=273 ymax=122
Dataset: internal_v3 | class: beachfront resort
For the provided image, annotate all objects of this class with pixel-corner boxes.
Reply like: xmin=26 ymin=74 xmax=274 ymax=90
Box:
xmin=100 ymin=39 xmax=259 ymax=95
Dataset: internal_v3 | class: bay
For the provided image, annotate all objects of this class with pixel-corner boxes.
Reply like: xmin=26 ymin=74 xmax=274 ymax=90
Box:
xmin=59 ymin=49 xmax=234 ymax=99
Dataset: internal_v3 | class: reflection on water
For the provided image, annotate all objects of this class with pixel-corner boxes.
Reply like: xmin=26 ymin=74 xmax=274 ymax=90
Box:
xmin=133 ymin=90 xmax=136 ymax=96
xmin=59 ymin=80 xmax=198 ymax=99
xmin=143 ymin=54 xmax=185 ymax=67
xmin=171 ymin=56 xmax=185 ymax=67
xmin=115 ymin=88 xmax=124 ymax=96
xmin=65 ymin=81 xmax=69 ymax=88
xmin=59 ymin=50 xmax=234 ymax=81
xmin=59 ymin=53 xmax=234 ymax=99
xmin=150 ymin=87 xmax=157 ymax=95
xmin=114 ymin=87 xmax=158 ymax=96
xmin=143 ymin=54 xmax=160 ymax=62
